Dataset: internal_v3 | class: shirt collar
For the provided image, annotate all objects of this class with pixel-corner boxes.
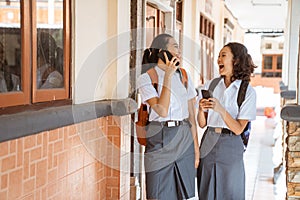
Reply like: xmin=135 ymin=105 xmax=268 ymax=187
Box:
xmin=220 ymin=78 xmax=242 ymax=90
xmin=231 ymin=79 xmax=242 ymax=89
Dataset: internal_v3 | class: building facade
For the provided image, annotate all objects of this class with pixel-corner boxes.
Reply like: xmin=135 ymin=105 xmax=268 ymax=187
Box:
xmin=0 ymin=0 xmax=299 ymax=199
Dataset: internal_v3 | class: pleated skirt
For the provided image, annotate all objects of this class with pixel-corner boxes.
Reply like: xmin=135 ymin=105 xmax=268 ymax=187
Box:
xmin=144 ymin=121 xmax=195 ymax=200
xmin=197 ymin=129 xmax=245 ymax=200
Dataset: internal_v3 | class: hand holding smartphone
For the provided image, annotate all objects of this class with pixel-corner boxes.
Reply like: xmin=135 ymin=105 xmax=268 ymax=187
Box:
xmin=157 ymin=50 xmax=180 ymax=66
xmin=201 ymin=89 xmax=213 ymax=99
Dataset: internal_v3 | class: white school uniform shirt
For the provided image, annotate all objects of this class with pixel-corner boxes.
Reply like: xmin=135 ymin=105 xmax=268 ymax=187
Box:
xmin=0 ymin=71 xmax=20 ymax=92
xmin=37 ymin=64 xmax=63 ymax=89
xmin=137 ymin=66 xmax=197 ymax=122
xmin=196 ymin=78 xmax=256 ymax=128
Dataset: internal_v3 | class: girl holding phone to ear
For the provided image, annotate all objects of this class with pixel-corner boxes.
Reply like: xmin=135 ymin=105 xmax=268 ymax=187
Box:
xmin=136 ymin=33 xmax=199 ymax=199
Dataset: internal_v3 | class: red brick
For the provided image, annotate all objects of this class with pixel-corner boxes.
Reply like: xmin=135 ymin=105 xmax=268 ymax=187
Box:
xmin=1 ymin=174 xmax=8 ymax=189
xmin=36 ymin=159 xmax=47 ymax=188
xmin=30 ymin=147 xmax=42 ymax=162
xmin=1 ymin=156 xmax=16 ymax=172
xmin=0 ymin=142 xmax=9 ymax=157
xmin=49 ymin=129 xmax=59 ymax=142
xmin=30 ymin=163 xmax=36 ymax=177
xmin=9 ymin=140 xmax=16 ymax=154
xmin=23 ymin=178 xmax=35 ymax=194
xmin=37 ymin=134 xmax=43 ymax=145
xmin=16 ymin=139 xmax=23 ymax=167
xmin=0 ymin=191 xmax=7 ymax=200
xmin=8 ymin=169 xmax=22 ymax=199
xmin=24 ymin=136 xmax=36 ymax=149
xmin=53 ymin=140 xmax=63 ymax=154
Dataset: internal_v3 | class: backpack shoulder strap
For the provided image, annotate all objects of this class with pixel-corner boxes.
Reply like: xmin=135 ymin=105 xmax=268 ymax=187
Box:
xmin=237 ymin=80 xmax=249 ymax=108
xmin=178 ymin=68 xmax=188 ymax=89
xmin=146 ymin=67 xmax=158 ymax=91
xmin=208 ymin=77 xmax=222 ymax=92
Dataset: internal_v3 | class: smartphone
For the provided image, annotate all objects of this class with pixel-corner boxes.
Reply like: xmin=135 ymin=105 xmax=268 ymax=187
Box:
xmin=201 ymin=89 xmax=213 ymax=99
xmin=157 ymin=50 xmax=180 ymax=66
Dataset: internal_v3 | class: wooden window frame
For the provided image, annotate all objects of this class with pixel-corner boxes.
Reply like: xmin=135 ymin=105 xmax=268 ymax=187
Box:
xmin=176 ymin=1 xmax=182 ymax=23
xmin=0 ymin=0 xmax=71 ymax=108
xmin=199 ymin=13 xmax=214 ymax=40
xmin=262 ymin=54 xmax=282 ymax=77
xmin=32 ymin=0 xmax=70 ymax=103
xmin=0 ymin=1 xmax=30 ymax=107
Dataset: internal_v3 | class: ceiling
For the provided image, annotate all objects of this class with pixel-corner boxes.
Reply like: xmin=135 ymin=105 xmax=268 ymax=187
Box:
xmin=224 ymin=0 xmax=288 ymax=31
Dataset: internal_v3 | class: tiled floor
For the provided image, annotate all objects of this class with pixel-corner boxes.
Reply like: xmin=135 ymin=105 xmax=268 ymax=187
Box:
xmin=244 ymin=89 xmax=286 ymax=200
xmin=244 ymin=115 xmax=286 ymax=200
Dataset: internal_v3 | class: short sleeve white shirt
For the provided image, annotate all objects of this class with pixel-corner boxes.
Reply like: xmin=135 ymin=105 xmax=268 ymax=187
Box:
xmin=136 ymin=66 xmax=197 ymax=122
xmin=196 ymin=78 xmax=256 ymax=128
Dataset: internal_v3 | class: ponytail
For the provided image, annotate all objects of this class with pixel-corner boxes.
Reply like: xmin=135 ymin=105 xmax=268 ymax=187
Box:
xmin=141 ymin=34 xmax=173 ymax=73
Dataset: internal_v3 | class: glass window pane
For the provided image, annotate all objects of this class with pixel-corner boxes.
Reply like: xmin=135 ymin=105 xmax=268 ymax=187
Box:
xmin=0 ymin=0 xmax=21 ymax=93
xmin=277 ymin=55 xmax=282 ymax=70
xmin=263 ymin=56 xmax=273 ymax=70
xmin=36 ymin=0 xmax=64 ymax=89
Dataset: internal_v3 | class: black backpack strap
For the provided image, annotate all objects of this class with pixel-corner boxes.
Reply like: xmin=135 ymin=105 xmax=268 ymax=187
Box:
xmin=237 ymin=80 xmax=249 ymax=108
xmin=238 ymin=80 xmax=250 ymax=150
xmin=208 ymin=77 xmax=222 ymax=93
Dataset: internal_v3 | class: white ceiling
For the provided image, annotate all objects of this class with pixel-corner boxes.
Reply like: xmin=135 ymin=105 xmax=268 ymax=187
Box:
xmin=224 ymin=0 xmax=288 ymax=30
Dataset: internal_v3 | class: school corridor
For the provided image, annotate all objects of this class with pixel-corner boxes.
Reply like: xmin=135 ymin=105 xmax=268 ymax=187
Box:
xmin=244 ymin=89 xmax=286 ymax=200
xmin=244 ymin=117 xmax=286 ymax=200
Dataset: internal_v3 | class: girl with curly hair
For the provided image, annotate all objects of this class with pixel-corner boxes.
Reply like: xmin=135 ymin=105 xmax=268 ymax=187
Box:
xmin=197 ymin=42 xmax=257 ymax=200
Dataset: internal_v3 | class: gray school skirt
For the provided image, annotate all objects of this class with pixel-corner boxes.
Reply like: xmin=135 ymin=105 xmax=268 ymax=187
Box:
xmin=144 ymin=120 xmax=195 ymax=200
xmin=197 ymin=127 xmax=245 ymax=200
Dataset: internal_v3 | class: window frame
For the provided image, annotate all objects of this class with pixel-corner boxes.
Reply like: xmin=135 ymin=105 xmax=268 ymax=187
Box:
xmin=0 ymin=1 xmax=30 ymax=107
xmin=262 ymin=54 xmax=282 ymax=77
xmin=0 ymin=0 xmax=71 ymax=108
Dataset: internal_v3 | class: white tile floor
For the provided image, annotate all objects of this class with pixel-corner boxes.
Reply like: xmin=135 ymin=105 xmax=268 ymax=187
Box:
xmin=244 ymin=89 xmax=286 ymax=200
xmin=244 ymin=115 xmax=286 ymax=200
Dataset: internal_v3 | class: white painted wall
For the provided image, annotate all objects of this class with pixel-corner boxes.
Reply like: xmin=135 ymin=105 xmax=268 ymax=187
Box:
xmin=73 ymin=0 xmax=130 ymax=104
xmin=284 ymin=0 xmax=300 ymax=91
xmin=244 ymin=33 xmax=263 ymax=73
xmin=181 ymin=0 xmax=200 ymax=86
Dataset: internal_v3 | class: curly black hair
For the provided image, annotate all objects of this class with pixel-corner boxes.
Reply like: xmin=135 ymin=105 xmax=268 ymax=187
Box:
xmin=224 ymin=42 xmax=257 ymax=82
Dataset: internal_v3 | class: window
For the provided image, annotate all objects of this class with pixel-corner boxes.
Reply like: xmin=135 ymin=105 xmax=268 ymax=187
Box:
xmin=199 ymin=13 xmax=214 ymax=81
xmin=200 ymin=14 xmax=214 ymax=40
xmin=262 ymin=54 xmax=282 ymax=77
xmin=176 ymin=1 xmax=182 ymax=23
xmin=0 ymin=0 xmax=70 ymax=108
xmin=265 ymin=43 xmax=272 ymax=49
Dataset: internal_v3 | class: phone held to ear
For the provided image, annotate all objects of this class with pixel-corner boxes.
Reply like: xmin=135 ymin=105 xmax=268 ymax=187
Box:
xmin=201 ymin=89 xmax=213 ymax=99
xmin=157 ymin=50 xmax=180 ymax=66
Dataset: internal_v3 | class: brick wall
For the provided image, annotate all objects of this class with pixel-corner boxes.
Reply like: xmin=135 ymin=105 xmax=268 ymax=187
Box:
xmin=285 ymin=121 xmax=300 ymax=199
xmin=0 ymin=115 xmax=131 ymax=200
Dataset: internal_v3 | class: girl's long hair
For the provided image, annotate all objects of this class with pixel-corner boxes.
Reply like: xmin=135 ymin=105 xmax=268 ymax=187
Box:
xmin=225 ymin=42 xmax=257 ymax=82
xmin=141 ymin=33 xmax=173 ymax=73
xmin=38 ymin=31 xmax=63 ymax=74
